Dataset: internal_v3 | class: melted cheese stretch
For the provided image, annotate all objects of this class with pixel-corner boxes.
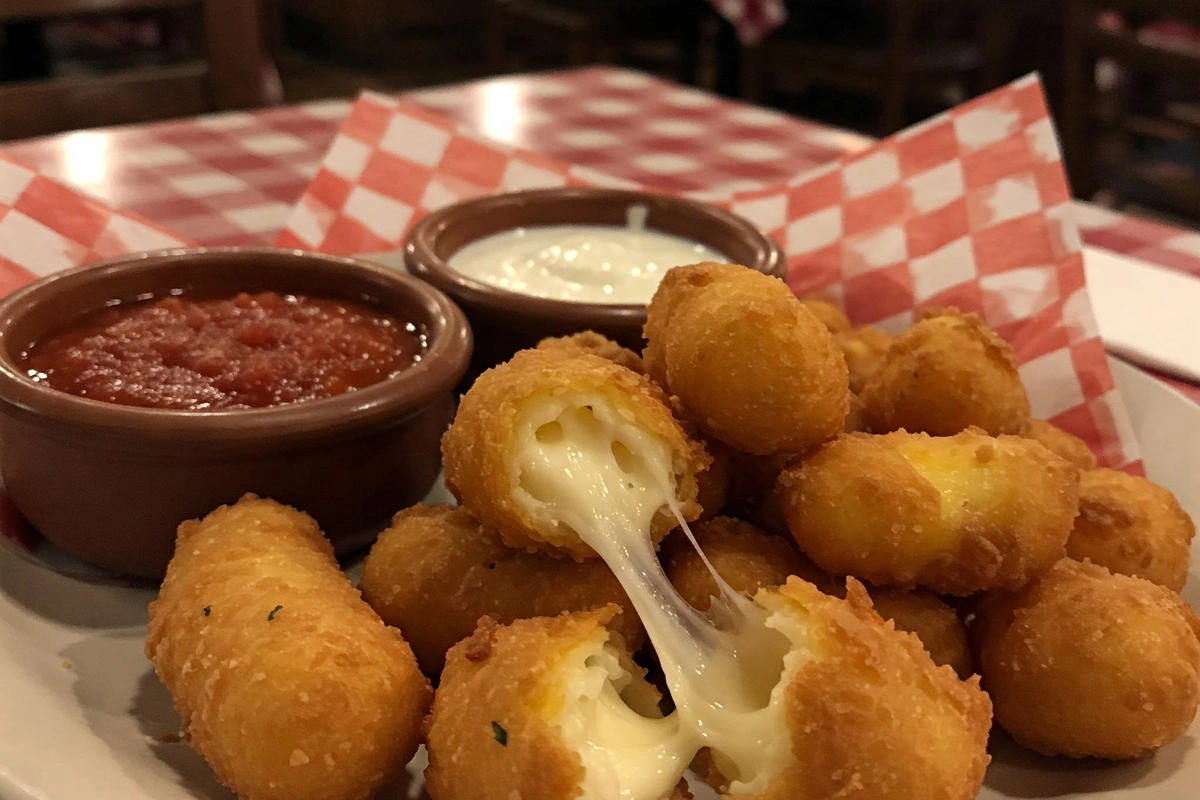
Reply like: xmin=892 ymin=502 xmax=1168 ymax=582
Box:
xmin=514 ymin=393 xmax=804 ymax=798
xmin=554 ymin=636 xmax=691 ymax=800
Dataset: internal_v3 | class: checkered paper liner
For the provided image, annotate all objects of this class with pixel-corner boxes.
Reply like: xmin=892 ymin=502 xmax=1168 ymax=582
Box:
xmin=0 ymin=153 xmax=192 ymax=297
xmin=276 ymin=78 xmax=1139 ymax=471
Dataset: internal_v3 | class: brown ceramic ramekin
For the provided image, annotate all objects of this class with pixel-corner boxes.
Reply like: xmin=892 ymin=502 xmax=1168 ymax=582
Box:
xmin=404 ymin=187 xmax=785 ymax=371
xmin=0 ymin=248 xmax=472 ymax=579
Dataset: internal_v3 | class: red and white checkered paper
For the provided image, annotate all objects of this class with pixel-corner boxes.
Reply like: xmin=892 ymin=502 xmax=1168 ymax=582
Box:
xmin=0 ymin=153 xmax=192 ymax=296
xmin=276 ymin=78 xmax=1140 ymax=472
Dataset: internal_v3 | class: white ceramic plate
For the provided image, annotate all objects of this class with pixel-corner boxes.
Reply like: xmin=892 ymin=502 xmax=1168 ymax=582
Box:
xmin=0 ymin=357 xmax=1196 ymax=800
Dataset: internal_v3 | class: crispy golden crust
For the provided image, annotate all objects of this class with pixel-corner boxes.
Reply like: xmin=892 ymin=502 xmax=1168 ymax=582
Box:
xmin=861 ymin=308 xmax=1031 ymax=436
xmin=536 ymin=330 xmax=646 ymax=375
xmin=868 ymin=588 xmax=974 ymax=679
xmin=799 ymin=297 xmax=852 ymax=335
xmin=751 ymin=578 xmax=992 ymax=800
xmin=835 ymin=326 xmax=893 ymax=396
xmin=777 ymin=430 xmax=1080 ymax=595
xmin=643 ymin=263 xmax=848 ymax=455
xmin=425 ymin=609 xmax=692 ymax=800
xmin=441 ymin=349 xmax=707 ymax=559
xmin=974 ymin=559 xmax=1200 ymax=759
xmin=359 ymin=504 xmax=647 ymax=677
xmin=1065 ymin=469 xmax=1196 ymax=592
xmin=425 ymin=611 xmax=598 ymax=800
xmin=145 ymin=496 xmax=430 ymax=800
xmin=662 ymin=517 xmax=828 ymax=612
xmin=1023 ymin=419 xmax=1097 ymax=470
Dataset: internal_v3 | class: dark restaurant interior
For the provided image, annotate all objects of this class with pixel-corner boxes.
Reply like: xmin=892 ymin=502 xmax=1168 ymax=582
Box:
xmin=0 ymin=0 xmax=1198 ymax=229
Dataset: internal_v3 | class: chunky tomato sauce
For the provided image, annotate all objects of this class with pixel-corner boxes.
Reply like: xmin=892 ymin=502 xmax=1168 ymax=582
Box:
xmin=23 ymin=291 xmax=426 ymax=410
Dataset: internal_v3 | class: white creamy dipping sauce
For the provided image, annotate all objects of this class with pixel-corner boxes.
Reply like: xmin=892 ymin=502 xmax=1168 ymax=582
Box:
xmin=448 ymin=207 xmax=729 ymax=304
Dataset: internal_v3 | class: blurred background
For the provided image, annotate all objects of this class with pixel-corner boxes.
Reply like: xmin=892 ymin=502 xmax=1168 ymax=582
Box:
xmin=1 ymin=0 xmax=1197 ymax=228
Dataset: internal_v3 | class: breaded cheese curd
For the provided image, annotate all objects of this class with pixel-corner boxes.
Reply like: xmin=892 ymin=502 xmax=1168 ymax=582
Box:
xmin=434 ymin=352 xmax=992 ymax=800
xmin=974 ymin=559 xmax=1200 ymax=759
xmin=778 ymin=430 xmax=1080 ymax=595
xmin=643 ymin=263 xmax=848 ymax=455
xmin=426 ymin=609 xmax=692 ymax=800
xmin=359 ymin=504 xmax=646 ymax=677
xmin=1066 ymin=468 xmax=1196 ymax=592
xmin=862 ymin=308 xmax=1031 ymax=436
xmin=869 ymin=588 xmax=974 ymax=679
xmin=441 ymin=349 xmax=708 ymax=560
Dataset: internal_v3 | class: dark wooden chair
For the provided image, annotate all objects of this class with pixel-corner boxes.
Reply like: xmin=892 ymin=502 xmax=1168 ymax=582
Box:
xmin=283 ymin=0 xmax=484 ymax=70
xmin=740 ymin=0 xmax=1016 ymax=135
xmin=0 ymin=0 xmax=268 ymax=141
xmin=484 ymin=0 xmax=712 ymax=87
xmin=1062 ymin=0 xmax=1200 ymax=217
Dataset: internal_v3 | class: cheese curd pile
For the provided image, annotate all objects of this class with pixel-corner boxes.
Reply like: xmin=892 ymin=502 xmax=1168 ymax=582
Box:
xmin=148 ymin=262 xmax=1200 ymax=800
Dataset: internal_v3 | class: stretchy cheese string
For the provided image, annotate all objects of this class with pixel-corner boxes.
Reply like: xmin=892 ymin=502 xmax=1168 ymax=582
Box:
xmin=516 ymin=397 xmax=795 ymax=796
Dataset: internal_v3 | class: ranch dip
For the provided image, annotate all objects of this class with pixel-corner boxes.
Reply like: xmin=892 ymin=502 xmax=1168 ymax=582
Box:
xmin=448 ymin=206 xmax=728 ymax=304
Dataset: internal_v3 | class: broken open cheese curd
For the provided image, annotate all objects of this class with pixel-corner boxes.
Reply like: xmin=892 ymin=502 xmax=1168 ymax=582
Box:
xmin=512 ymin=387 xmax=811 ymax=796
xmin=554 ymin=630 xmax=690 ymax=800
xmin=440 ymin=350 xmax=703 ymax=560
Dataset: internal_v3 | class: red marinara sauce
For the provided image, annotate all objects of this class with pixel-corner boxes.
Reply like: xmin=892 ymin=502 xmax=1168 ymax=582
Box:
xmin=22 ymin=291 xmax=427 ymax=410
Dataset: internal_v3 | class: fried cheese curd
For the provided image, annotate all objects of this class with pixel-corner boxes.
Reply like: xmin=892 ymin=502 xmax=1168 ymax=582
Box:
xmin=359 ymin=503 xmax=647 ymax=677
xmin=861 ymin=308 xmax=1031 ymax=436
xmin=432 ymin=348 xmax=991 ymax=800
xmin=643 ymin=263 xmax=848 ymax=455
xmin=427 ymin=582 xmax=991 ymax=800
xmin=536 ymin=330 xmax=646 ymax=374
xmin=777 ymin=430 xmax=1080 ymax=595
xmin=1023 ymin=418 xmax=1097 ymax=470
xmin=145 ymin=496 xmax=430 ymax=800
xmin=835 ymin=326 xmax=894 ymax=395
xmin=868 ymin=588 xmax=974 ymax=679
xmin=441 ymin=348 xmax=708 ymax=560
xmin=974 ymin=559 xmax=1200 ymax=759
xmin=426 ymin=608 xmax=692 ymax=800
xmin=1066 ymin=468 xmax=1196 ymax=592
